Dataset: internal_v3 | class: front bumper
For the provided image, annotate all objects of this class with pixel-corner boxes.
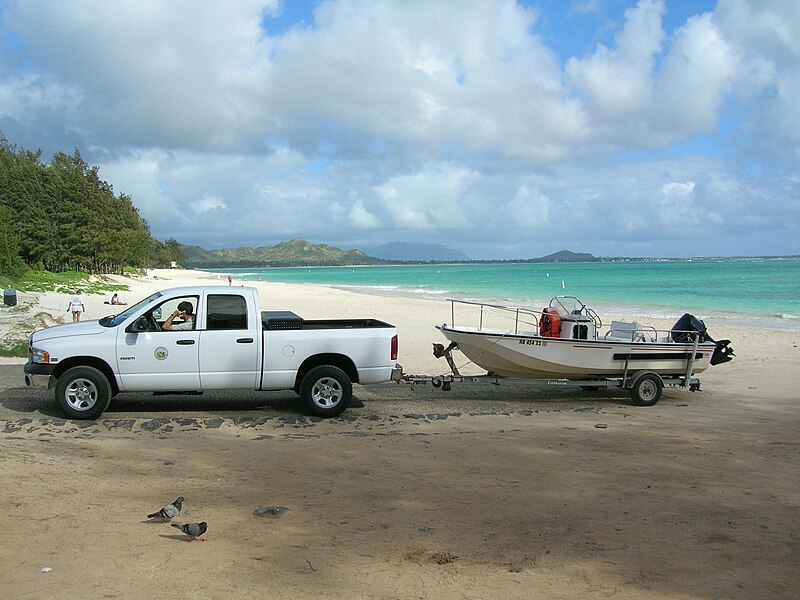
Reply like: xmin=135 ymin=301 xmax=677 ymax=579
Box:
xmin=24 ymin=362 xmax=55 ymax=389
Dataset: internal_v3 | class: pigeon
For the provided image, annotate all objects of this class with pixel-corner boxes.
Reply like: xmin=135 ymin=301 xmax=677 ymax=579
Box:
xmin=254 ymin=505 xmax=289 ymax=518
xmin=147 ymin=496 xmax=184 ymax=521
xmin=172 ymin=521 xmax=208 ymax=541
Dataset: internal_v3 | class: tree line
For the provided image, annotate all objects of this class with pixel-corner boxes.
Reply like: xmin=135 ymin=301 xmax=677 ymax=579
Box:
xmin=0 ymin=133 xmax=185 ymax=278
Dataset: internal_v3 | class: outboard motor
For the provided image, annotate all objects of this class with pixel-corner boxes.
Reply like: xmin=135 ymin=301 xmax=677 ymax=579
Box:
xmin=670 ymin=313 xmax=708 ymax=342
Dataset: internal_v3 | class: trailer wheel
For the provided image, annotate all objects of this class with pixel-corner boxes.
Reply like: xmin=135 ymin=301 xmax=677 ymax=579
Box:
xmin=299 ymin=365 xmax=352 ymax=418
xmin=55 ymin=366 xmax=112 ymax=420
xmin=630 ymin=373 xmax=663 ymax=407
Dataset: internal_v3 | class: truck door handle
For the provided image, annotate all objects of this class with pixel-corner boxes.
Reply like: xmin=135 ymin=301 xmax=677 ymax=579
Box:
xmin=176 ymin=339 xmax=195 ymax=345
xmin=236 ymin=337 xmax=254 ymax=344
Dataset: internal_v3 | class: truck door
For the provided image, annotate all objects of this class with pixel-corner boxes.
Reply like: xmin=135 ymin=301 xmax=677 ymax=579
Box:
xmin=117 ymin=294 xmax=201 ymax=391
xmin=198 ymin=293 xmax=260 ymax=389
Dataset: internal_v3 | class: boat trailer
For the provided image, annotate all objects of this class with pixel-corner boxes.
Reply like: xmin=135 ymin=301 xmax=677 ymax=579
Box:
xmin=398 ymin=341 xmax=704 ymax=407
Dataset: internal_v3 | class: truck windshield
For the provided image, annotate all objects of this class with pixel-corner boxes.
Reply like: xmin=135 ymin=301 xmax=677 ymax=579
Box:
xmin=99 ymin=292 xmax=163 ymax=328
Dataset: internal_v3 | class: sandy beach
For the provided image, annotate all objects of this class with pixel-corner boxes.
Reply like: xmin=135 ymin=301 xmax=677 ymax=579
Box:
xmin=0 ymin=269 xmax=798 ymax=599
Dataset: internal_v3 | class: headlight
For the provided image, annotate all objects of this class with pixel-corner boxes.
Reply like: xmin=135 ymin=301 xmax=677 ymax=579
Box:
xmin=30 ymin=347 xmax=50 ymax=364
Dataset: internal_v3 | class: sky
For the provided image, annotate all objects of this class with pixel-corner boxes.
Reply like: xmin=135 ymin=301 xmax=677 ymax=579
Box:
xmin=0 ymin=0 xmax=798 ymax=259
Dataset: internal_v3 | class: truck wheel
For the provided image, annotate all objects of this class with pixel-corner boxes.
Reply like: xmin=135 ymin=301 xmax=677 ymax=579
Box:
xmin=299 ymin=365 xmax=352 ymax=418
xmin=630 ymin=373 xmax=663 ymax=407
xmin=55 ymin=366 xmax=112 ymax=420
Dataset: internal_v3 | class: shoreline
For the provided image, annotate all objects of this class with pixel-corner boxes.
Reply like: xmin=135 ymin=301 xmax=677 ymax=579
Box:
xmin=201 ymin=265 xmax=800 ymax=332
xmin=310 ymin=282 xmax=800 ymax=332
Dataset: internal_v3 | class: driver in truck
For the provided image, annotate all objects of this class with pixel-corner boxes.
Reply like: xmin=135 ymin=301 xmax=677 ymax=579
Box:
xmin=163 ymin=301 xmax=195 ymax=331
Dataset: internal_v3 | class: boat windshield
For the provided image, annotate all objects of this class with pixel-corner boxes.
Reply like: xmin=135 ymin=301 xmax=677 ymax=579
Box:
xmin=98 ymin=292 xmax=163 ymax=328
xmin=550 ymin=296 xmax=585 ymax=315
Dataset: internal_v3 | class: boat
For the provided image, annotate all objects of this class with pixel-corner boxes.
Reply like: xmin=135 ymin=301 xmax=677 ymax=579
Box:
xmin=436 ymin=296 xmax=734 ymax=380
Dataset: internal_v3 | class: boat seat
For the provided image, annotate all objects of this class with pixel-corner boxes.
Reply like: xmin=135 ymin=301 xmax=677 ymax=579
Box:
xmin=605 ymin=320 xmax=643 ymax=341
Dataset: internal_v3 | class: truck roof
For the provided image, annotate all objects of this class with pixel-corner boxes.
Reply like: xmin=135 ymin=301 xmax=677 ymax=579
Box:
xmin=155 ymin=285 xmax=259 ymax=296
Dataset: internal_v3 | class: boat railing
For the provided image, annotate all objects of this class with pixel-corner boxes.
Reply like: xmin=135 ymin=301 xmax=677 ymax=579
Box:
xmin=447 ymin=299 xmax=540 ymax=335
xmin=604 ymin=324 xmax=707 ymax=344
xmin=447 ymin=299 xmax=708 ymax=349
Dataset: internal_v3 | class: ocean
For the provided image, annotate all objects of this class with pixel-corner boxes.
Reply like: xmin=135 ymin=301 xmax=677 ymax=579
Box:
xmin=203 ymin=259 xmax=800 ymax=330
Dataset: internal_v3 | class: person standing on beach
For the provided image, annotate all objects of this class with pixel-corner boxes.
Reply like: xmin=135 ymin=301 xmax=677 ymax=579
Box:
xmin=228 ymin=275 xmax=232 ymax=286
xmin=67 ymin=290 xmax=85 ymax=322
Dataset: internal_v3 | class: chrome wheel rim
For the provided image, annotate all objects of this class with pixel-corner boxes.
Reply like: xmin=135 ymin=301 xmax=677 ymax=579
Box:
xmin=65 ymin=378 xmax=98 ymax=412
xmin=311 ymin=377 xmax=342 ymax=409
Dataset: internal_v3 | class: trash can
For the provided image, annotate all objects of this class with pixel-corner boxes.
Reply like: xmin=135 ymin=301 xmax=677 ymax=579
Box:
xmin=3 ymin=289 xmax=17 ymax=307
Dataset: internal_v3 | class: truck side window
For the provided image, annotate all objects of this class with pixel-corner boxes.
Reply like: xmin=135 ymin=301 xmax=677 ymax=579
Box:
xmin=207 ymin=294 xmax=248 ymax=330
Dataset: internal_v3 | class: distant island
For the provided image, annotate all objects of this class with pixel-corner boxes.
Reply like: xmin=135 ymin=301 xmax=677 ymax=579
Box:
xmin=178 ymin=239 xmax=599 ymax=268
xmin=180 ymin=238 xmax=384 ymax=268
xmin=178 ymin=238 xmax=797 ymax=269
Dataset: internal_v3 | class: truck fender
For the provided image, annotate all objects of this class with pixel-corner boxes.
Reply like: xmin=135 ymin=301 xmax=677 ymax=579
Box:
xmin=294 ymin=353 xmax=359 ymax=389
xmin=51 ymin=356 xmax=120 ymax=397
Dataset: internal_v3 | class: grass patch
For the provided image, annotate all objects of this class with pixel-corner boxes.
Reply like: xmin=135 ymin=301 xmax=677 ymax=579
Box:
xmin=3 ymin=270 xmax=129 ymax=295
xmin=0 ymin=338 xmax=28 ymax=358
xmin=83 ymin=280 xmax=130 ymax=295
xmin=122 ymin=266 xmax=147 ymax=277
xmin=16 ymin=270 xmax=87 ymax=292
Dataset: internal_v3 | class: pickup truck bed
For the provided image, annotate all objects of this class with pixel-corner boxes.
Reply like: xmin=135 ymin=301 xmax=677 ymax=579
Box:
xmin=262 ymin=311 xmax=392 ymax=330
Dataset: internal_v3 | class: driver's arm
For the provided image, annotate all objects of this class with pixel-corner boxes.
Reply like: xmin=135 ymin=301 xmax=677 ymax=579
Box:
xmin=163 ymin=309 xmax=182 ymax=330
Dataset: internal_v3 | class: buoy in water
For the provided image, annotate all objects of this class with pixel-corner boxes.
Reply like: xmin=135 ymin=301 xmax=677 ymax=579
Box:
xmin=561 ymin=280 xmax=565 ymax=289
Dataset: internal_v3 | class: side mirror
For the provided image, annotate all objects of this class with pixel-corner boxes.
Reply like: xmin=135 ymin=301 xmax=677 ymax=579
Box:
xmin=153 ymin=307 xmax=162 ymax=320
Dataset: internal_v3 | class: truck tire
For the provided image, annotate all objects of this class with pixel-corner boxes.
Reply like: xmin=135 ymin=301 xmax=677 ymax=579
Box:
xmin=55 ymin=366 xmax=112 ymax=420
xmin=299 ymin=365 xmax=352 ymax=418
xmin=630 ymin=372 xmax=663 ymax=407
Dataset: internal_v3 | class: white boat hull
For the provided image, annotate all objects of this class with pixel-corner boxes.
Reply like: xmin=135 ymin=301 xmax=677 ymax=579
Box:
xmin=437 ymin=325 xmax=716 ymax=380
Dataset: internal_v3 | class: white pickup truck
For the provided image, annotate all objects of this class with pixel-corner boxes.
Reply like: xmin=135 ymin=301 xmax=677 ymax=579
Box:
xmin=24 ymin=286 xmax=401 ymax=419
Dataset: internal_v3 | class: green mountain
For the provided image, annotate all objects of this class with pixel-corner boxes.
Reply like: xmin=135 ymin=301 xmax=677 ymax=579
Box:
xmin=534 ymin=249 xmax=597 ymax=262
xmin=180 ymin=238 xmax=384 ymax=268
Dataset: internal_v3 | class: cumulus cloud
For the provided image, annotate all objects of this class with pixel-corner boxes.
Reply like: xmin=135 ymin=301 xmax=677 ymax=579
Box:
xmin=191 ymin=196 xmax=227 ymax=215
xmin=712 ymin=0 xmax=800 ymax=166
xmin=0 ymin=0 xmax=797 ymax=257
xmin=348 ymin=198 xmax=380 ymax=229
xmin=504 ymin=185 xmax=554 ymax=228
xmin=658 ymin=181 xmax=697 ymax=226
xmin=567 ymin=0 xmax=666 ymax=121
xmin=3 ymin=0 xmax=277 ymax=152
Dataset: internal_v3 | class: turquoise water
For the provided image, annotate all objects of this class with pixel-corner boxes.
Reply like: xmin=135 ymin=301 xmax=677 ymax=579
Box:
xmin=205 ymin=259 xmax=800 ymax=330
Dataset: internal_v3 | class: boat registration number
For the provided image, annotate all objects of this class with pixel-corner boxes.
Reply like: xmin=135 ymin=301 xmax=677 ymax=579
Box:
xmin=519 ymin=339 xmax=547 ymax=347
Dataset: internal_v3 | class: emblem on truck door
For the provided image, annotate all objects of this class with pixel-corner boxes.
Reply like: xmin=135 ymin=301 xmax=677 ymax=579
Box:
xmin=155 ymin=347 xmax=169 ymax=360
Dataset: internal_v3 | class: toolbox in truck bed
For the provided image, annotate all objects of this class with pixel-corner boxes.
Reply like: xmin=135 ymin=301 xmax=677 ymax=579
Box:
xmin=262 ymin=310 xmax=304 ymax=330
